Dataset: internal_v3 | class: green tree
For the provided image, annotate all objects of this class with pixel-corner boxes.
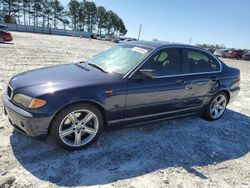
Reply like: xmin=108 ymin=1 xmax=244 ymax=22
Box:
xmin=16 ymin=0 xmax=21 ymax=24
xmin=2 ymin=0 xmax=18 ymax=23
xmin=50 ymin=0 xmax=64 ymax=28
xmin=61 ymin=17 xmax=69 ymax=30
xmin=27 ymin=0 xmax=32 ymax=25
xmin=196 ymin=43 xmax=226 ymax=50
xmin=22 ymin=0 xmax=30 ymax=25
xmin=117 ymin=17 xmax=127 ymax=36
xmin=104 ymin=10 xmax=112 ymax=35
xmin=30 ymin=0 xmax=43 ymax=26
xmin=78 ymin=0 xmax=85 ymax=31
xmin=68 ymin=0 xmax=80 ymax=31
xmin=0 ymin=0 xmax=127 ymax=34
xmin=96 ymin=6 xmax=106 ymax=34
xmin=0 ymin=0 xmax=4 ymax=22
xmin=84 ymin=0 xmax=96 ymax=33
xmin=105 ymin=10 xmax=120 ymax=36
xmin=40 ymin=0 xmax=51 ymax=28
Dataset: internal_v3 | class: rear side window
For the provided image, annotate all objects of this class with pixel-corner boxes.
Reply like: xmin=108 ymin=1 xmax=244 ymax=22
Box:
xmin=186 ymin=50 xmax=220 ymax=73
xmin=142 ymin=49 xmax=182 ymax=76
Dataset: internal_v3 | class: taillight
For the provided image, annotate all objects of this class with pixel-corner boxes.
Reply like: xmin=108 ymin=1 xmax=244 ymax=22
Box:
xmin=230 ymin=77 xmax=240 ymax=89
xmin=234 ymin=78 xmax=240 ymax=86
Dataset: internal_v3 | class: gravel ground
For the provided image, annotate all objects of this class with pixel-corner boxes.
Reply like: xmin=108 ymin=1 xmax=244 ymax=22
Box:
xmin=0 ymin=32 xmax=250 ymax=188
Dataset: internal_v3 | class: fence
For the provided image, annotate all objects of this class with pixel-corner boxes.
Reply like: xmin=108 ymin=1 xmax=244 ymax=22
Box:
xmin=0 ymin=23 xmax=91 ymax=38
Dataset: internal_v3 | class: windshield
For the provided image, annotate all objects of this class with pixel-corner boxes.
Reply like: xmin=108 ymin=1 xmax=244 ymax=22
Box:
xmin=87 ymin=45 xmax=152 ymax=74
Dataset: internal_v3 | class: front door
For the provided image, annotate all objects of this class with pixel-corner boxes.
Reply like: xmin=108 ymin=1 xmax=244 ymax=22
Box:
xmin=125 ymin=48 xmax=194 ymax=120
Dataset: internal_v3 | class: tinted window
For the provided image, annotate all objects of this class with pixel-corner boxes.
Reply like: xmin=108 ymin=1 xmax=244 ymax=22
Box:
xmin=186 ymin=50 xmax=220 ymax=73
xmin=142 ymin=49 xmax=182 ymax=76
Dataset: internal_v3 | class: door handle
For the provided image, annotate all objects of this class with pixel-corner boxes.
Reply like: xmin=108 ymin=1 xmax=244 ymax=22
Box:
xmin=185 ymin=84 xmax=193 ymax=90
xmin=176 ymin=80 xmax=186 ymax=84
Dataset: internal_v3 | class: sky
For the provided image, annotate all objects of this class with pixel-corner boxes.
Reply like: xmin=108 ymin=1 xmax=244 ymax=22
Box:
xmin=61 ymin=0 xmax=250 ymax=49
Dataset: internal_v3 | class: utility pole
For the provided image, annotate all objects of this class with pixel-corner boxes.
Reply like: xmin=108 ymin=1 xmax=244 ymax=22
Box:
xmin=189 ymin=37 xmax=192 ymax=45
xmin=138 ymin=24 xmax=142 ymax=40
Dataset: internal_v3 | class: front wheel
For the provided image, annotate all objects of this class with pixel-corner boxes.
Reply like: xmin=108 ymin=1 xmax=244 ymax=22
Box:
xmin=203 ymin=92 xmax=228 ymax=121
xmin=50 ymin=103 xmax=103 ymax=150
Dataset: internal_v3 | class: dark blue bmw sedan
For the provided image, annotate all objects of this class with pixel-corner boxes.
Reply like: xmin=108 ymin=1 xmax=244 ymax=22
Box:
xmin=2 ymin=41 xmax=240 ymax=150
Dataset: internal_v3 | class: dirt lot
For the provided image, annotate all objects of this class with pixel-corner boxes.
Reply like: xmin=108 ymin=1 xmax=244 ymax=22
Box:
xmin=0 ymin=32 xmax=250 ymax=188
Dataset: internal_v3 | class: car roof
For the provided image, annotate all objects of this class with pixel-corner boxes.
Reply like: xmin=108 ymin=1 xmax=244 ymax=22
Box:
xmin=126 ymin=40 xmax=202 ymax=50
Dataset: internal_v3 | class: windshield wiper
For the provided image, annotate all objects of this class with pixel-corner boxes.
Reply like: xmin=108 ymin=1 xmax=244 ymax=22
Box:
xmin=77 ymin=61 xmax=90 ymax=71
xmin=88 ymin=63 xmax=108 ymax=73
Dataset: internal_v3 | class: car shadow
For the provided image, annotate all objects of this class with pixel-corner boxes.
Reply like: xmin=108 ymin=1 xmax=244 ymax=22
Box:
xmin=10 ymin=109 xmax=250 ymax=186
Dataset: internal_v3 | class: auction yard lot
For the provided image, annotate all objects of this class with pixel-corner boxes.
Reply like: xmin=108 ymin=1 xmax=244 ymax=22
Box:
xmin=0 ymin=32 xmax=250 ymax=188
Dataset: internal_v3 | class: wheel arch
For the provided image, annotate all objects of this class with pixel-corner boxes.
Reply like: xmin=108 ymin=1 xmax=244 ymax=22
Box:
xmin=47 ymin=100 xmax=108 ymax=135
xmin=0 ymin=36 xmax=5 ymax=42
xmin=217 ymin=89 xmax=230 ymax=104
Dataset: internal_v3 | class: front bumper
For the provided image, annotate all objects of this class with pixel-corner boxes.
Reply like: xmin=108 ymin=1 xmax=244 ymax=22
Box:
xmin=2 ymin=91 xmax=53 ymax=137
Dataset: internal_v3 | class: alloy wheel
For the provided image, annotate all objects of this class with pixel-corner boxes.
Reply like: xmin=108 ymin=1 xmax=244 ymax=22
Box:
xmin=59 ymin=109 xmax=99 ymax=147
xmin=210 ymin=94 xmax=227 ymax=119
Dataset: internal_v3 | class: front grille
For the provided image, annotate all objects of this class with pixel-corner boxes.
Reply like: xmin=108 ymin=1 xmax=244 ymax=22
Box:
xmin=7 ymin=85 xmax=13 ymax=99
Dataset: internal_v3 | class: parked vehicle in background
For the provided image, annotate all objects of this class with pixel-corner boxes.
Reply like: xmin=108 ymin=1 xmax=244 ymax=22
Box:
xmin=0 ymin=25 xmax=8 ymax=30
xmin=126 ymin=38 xmax=137 ymax=42
xmin=0 ymin=29 xmax=13 ymax=43
xmin=104 ymin=36 xmax=113 ymax=41
xmin=214 ymin=49 xmax=229 ymax=57
xmin=226 ymin=50 xmax=246 ymax=59
xmin=119 ymin=37 xmax=126 ymax=42
xmin=204 ymin=48 xmax=215 ymax=53
xmin=2 ymin=41 xmax=240 ymax=150
xmin=112 ymin=37 xmax=120 ymax=43
xmin=100 ymin=36 xmax=107 ymax=40
xmin=242 ymin=52 xmax=250 ymax=60
xmin=120 ymin=38 xmax=137 ymax=43
xmin=124 ymin=38 xmax=133 ymax=42
xmin=96 ymin=35 xmax=102 ymax=40
xmin=90 ymin=34 xmax=100 ymax=39
xmin=96 ymin=35 xmax=119 ymax=42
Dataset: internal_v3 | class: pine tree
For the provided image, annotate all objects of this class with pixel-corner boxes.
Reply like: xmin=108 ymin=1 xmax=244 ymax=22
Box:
xmin=68 ymin=0 xmax=80 ymax=31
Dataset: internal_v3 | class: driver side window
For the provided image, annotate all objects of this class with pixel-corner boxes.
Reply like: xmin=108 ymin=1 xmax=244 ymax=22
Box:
xmin=142 ymin=48 xmax=182 ymax=77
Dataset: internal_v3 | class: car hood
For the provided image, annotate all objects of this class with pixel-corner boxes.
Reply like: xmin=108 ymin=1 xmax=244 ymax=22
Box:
xmin=9 ymin=63 xmax=120 ymax=89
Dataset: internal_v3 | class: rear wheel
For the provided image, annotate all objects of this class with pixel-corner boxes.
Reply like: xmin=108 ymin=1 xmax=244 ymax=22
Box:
xmin=203 ymin=92 xmax=228 ymax=121
xmin=0 ymin=36 xmax=5 ymax=43
xmin=50 ymin=103 xmax=103 ymax=150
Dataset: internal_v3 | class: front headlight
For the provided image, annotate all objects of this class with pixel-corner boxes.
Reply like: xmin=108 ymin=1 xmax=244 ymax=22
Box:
xmin=13 ymin=93 xmax=46 ymax=108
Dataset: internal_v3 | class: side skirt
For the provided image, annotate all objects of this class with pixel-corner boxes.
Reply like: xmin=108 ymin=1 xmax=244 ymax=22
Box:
xmin=106 ymin=111 xmax=201 ymax=131
xmin=124 ymin=112 xmax=196 ymax=128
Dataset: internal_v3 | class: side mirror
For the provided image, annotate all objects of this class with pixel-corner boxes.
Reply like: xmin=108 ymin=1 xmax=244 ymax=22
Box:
xmin=139 ymin=69 xmax=157 ymax=79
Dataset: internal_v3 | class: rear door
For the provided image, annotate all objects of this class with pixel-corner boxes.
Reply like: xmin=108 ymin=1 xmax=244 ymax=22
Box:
xmin=182 ymin=48 xmax=222 ymax=107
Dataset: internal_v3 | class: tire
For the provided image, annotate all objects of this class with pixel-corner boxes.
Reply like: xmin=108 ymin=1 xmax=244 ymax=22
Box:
xmin=0 ymin=36 xmax=5 ymax=43
xmin=203 ymin=92 xmax=228 ymax=121
xmin=50 ymin=103 xmax=104 ymax=150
